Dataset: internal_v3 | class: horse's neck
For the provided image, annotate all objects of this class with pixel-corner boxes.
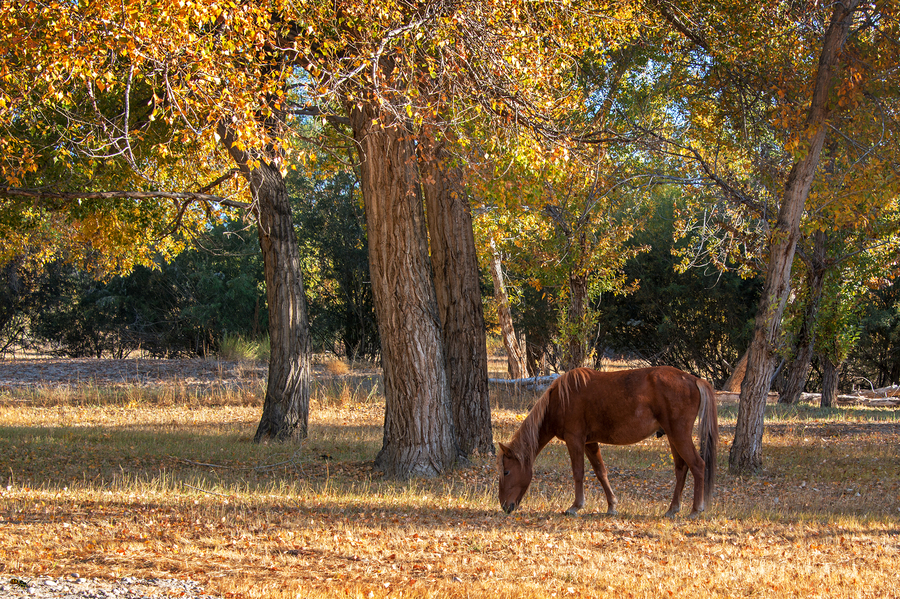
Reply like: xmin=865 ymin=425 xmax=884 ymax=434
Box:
xmin=534 ymin=420 xmax=556 ymax=455
xmin=513 ymin=405 xmax=556 ymax=463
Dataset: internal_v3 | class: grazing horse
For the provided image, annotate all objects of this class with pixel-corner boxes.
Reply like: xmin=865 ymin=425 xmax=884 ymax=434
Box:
xmin=498 ymin=366 xmax=718 ymax=518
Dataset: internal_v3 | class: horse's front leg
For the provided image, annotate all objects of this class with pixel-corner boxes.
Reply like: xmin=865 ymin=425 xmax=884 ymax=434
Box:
xmin=564 ymin=439 xmax=586 ymax=515
xmin=585 ymin=442 xmax=618 ymax=515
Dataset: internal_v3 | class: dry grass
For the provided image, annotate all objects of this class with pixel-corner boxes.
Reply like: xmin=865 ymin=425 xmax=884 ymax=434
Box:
xmin=324 ymin=359 xmax=352 ymax=377
xmin=1 ymin=373 xmax=899 ymax=599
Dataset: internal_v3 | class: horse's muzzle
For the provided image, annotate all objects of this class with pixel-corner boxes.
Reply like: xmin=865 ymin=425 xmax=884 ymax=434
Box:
xmin=502 ymin=502 xmax=517 ymax=514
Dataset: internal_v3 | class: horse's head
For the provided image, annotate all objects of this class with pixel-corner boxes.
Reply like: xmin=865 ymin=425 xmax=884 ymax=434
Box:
xmin=497 ymin=442 xmax=532 ymax=514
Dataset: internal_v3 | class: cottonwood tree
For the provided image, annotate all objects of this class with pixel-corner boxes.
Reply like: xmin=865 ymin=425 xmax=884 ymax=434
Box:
xmin=419 ymin=125 xmax=493 ymax=457
xmin=310 ymin=1 xmax=646 ymax=472
xmin=3 ymin=0 xmax=640 ymax=476
xmin=778 ymin=69 xmax=900 ymax=404
xmin=1 ymin=2 xmax=316 ymax=442
xmin=649 ymin=0 xmax=899 ymax=473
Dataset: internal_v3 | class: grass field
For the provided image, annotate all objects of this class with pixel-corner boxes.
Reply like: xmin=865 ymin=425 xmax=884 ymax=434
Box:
xmin=1 ymin=368 xmax=898 ymax=598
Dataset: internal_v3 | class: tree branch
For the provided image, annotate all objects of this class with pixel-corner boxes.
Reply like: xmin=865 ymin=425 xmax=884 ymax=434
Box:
xmin=0 ymin=186 xmax=250 ymax=210
xmin=290 ymin=104 xmax=352 ymax=127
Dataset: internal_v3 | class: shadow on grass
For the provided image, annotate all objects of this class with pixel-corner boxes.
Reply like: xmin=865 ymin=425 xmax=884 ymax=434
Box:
xmin=3 ymin=399 xmax=899 ymax=525
xmin=0 ymin=422 xmax=380 ymax=489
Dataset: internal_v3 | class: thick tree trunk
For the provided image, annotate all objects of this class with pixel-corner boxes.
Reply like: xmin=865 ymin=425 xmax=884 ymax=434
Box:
xmin=729 ymin=1 xmax=858 ymax=475
xmin=219 ymin=126 xmax=311 ymax=443
xmin=349 ymin=103 xmax=457 ymax=477
xmin=419 ymin=131 xmax=493 ymax=458
xmin=821 ymin=357 xmax=842 ymax=407
xmin=489 ymin=238 xmax=529 ymax=379
xmin=780 ymin=231 xmax=827 ymax=405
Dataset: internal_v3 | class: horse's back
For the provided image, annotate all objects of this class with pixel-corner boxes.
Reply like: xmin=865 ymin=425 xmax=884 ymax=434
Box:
xmin=554 ymin=366 xmax=703 ymax=445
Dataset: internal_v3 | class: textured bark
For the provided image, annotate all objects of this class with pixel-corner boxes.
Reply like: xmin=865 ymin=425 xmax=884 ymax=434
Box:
xmin=252 ymin=164 xmax=312 ymax=442
xmin=780 ymin=231 xmax=828 ymax=405
xmin=419 ymin=131 xmax=493 ymax=458
xmin=729 ymin=1 xmax=859 ymax=475
xmin=219 ymin=126 xmax=311 ymax=443
xmin=349 ymin=102 xmax=457 ymax=477
xmin=489 ymin=238 xmax=529 ymax=379
xmin=821 ymin=357 xmax=842 ymax=408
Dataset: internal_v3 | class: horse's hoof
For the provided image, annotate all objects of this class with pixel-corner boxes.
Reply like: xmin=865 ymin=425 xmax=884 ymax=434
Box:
xmin=564 ymin=508 xmax=580 ymax=517
xmin=664 ymin=510 xmax=678 ymax=519
xmin=686 ymin=511 xmax=703 ymax=520
xmin=605 ymin=509 xmax=618 ymax=517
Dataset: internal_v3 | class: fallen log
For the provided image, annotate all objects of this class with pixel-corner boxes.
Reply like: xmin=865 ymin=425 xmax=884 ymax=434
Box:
xmin=715 ymin=391 xmax=780 ymax=404
xmin=854 ymin=385 xmax=900 ymax=399
xmin=834 ymin=394 xmax=900 ymax=407
xmin=799 ymin=392 xmax=900 ymax=407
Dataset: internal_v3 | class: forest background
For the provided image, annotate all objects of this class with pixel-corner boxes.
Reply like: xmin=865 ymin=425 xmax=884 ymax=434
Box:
xmin=4 ymin=170 xmax=898 ymax=397
xmin=1 ymin=1 xmax=899 ymax=479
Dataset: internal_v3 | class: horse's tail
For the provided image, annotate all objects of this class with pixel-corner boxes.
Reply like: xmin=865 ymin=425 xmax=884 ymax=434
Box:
xmin=696 ymin=378 xmax=719 ymax=505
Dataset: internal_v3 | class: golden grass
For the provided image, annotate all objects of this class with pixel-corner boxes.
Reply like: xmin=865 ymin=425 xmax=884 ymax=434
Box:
xmin=1 ymin=377 xmax=899 ymax=599
xmin=324 ymin=359 xmax=351 ymax=376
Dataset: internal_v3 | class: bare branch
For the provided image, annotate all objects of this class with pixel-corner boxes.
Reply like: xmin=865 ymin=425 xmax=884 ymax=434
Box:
xmin=195 ymin=168 xmax=242 ymax=195
xmin=0 ymin=186 xmax=250 ymax=210
xmin=290 ymin=104 xmax=351 ymax=127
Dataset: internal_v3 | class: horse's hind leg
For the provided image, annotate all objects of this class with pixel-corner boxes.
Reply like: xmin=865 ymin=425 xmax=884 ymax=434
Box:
xmin=667 ymin=434 xmax=706 ymax=519
xmin=563 ymin=440 xmax=587 ymax=516
xmin=665 ymin=445 xmax=688 ymax=518
xmin=585 ymin=442 xmax=618 ymax=515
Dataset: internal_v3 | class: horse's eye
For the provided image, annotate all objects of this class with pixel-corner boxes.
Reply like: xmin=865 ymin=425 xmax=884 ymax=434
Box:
xmin=504 ymin=470 xmax=510 ymax=477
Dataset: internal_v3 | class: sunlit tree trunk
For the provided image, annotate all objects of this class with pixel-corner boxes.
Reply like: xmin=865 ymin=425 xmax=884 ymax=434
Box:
xmin=252 ymin=164 xmax=312 ymax=441
xmin=419 ymin=129 xmax=493 ymax=458
xmin=489 ymin=238 xmax=529 ymax=379
xmin=729 ymin=0 xmax=859 ymax=475
xmin=220 ymin=126 xmax=311 ymax=443
xmin=349 ymin=102 xmax=457 ymax=477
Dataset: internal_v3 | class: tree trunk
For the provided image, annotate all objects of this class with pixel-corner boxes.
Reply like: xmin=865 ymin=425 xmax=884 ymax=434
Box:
xmin=252 ymin=164 xmax=312 ymax=442
xmin=489 ymin=238 xmax=529 ymax=379
xmin=419 ymin=130 xmax=493 ymax=458
xmin=729 ymin=1 xmax=858 ymax=475
xmin=780 ymin=230 xmax=828 ymax=405
xmin=821 ymin=356 xmax=842 ymax=408
xmin=722 ymin=349 xmax=748 ymax=392
xmin=563 ymin=271 xmax=589 ymax=371
xmin=349 ymin=102 xmax=457 ymax=477
xmin=219 ymin=126 xmax=311 ymax=443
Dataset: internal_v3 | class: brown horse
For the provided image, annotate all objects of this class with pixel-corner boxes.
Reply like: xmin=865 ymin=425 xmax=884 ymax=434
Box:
xmin=498 ymin=366 xmax=718 ymax=518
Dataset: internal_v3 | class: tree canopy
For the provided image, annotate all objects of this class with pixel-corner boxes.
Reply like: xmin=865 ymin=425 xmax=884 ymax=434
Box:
xmin=1 ymin=0 xmax=898 ymax=478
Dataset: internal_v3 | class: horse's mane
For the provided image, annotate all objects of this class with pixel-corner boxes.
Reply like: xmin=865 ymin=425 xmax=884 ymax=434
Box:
xmin=506 ymin=368 xmax=591 ymax=466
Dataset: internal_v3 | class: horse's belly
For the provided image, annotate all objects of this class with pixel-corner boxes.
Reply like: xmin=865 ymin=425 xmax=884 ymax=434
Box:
xmin=589 ymin=417 xmax=661 ymax=445
xmin=593 ymin=428 xmax=658 ymax=445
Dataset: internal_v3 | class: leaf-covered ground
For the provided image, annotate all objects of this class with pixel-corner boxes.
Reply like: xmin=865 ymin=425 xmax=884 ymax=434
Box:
xmin=0 ymin=360 xmax=898 ymax=598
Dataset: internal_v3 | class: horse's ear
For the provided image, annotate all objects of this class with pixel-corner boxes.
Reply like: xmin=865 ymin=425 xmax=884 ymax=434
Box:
xmin=498 ymin=442 xmax=512 ymax=457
